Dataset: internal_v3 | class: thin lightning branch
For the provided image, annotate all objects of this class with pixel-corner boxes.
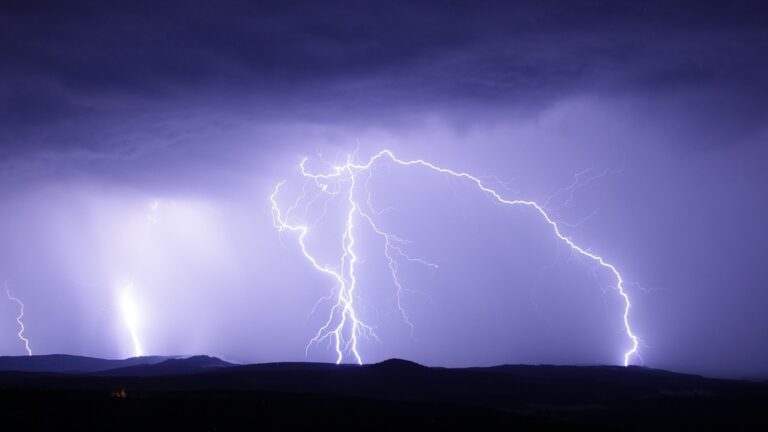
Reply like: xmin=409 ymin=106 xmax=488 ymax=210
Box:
xmin=272 ymin=150 xmax=640 ymax=366
xmin=5 ymin=286 xmax=32 ymax=356
xmin=357 ymin=207 xmax=437 ymax=334
xmin=543 ymin=167 xmax=623 ymax=211
xmin=554 ymin=208 xmax=601 ymax=229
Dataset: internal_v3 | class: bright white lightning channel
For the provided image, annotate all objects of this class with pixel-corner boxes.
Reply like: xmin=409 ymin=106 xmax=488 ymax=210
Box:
xmin=117 ymin=200 xmax=160 ymax=358
xmin=271 ymin=150 xmax=640 ymax=366
xmin=5 ymin=287 xmax=32 ymax=356
xmin=120 ymin=285 xmax=143 ymax=357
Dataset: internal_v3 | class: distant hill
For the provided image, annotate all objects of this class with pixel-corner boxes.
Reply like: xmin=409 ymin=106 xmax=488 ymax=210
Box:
xmin=95 ymin=355 xmax=233 ymax=376
xmin=0 ymin=354 xmax=172 ymax=373
xmin=0 ymin=356 xmax=765 ymax=429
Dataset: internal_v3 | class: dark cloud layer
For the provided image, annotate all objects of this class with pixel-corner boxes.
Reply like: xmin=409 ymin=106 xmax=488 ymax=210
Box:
xmin=2 ymin=0 xmax=767 ymax=156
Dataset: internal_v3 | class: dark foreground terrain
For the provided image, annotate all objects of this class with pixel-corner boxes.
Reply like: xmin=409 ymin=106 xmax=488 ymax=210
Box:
xmin=0 ymin=355 xmax=765 ymax=430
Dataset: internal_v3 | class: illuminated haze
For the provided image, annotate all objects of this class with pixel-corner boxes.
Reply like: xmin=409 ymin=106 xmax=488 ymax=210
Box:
xmin=0 ymin=1 xmax=767 ymax=378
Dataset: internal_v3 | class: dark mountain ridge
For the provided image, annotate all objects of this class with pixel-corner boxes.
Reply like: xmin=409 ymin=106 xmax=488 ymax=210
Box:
xmin=0 ymin=354 xmax=172 ymax=373
xmin=0 ymin=355 xmax=765 ymax=430
xmin=95 ymin=355 xmax=233 ymax=376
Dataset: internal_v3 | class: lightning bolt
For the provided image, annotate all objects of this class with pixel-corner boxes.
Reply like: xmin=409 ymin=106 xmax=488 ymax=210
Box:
xmin=117 ymin=200 xmax=160 ymax=358
xmin=5 ymin=286 xmax=32 ymax=356
xmin=272 ymin=150 xmax=640 ymax=366
xmin=120 ymin=284 xmax=143 ymax=357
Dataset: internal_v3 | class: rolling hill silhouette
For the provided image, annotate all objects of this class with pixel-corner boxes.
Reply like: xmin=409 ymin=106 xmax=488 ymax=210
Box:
xmin=95 ymin=355 xmax=233 ymax=376
xmin=0 ymin=354 xmax=172 ymax=373
xmin=0 ymin=355 xmax=765 ymax=430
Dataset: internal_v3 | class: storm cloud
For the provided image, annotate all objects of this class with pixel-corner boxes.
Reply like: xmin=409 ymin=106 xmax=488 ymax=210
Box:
xmin=0 ymin=1 xmax=766 ymax=377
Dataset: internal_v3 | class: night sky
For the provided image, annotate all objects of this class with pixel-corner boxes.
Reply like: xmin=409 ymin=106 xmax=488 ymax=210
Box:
xmin=1 ymin=1 xmax=767 ymax=378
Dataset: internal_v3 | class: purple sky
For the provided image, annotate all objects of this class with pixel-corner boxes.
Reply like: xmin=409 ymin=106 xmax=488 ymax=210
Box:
xmin=1 ymin=1 xmax=767 ymax=378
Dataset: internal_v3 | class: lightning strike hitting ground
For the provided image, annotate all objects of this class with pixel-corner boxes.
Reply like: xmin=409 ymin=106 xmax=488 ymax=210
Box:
xmin=271 ymin=150 xmax=640 ymax=366
xmin=5 ymin=286 xmax=32 ymax=356
xmin=117 ymin=201 xmax=160 ymax=358
xmin=120 ymin=285 xmax=143 ymax=357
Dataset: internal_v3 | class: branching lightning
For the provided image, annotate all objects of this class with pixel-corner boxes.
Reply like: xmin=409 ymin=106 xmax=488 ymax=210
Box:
xmin=271 ymin=150 xmax=640 ymax=366
xmin=5 ymin=286 xmax=32 ymax=356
